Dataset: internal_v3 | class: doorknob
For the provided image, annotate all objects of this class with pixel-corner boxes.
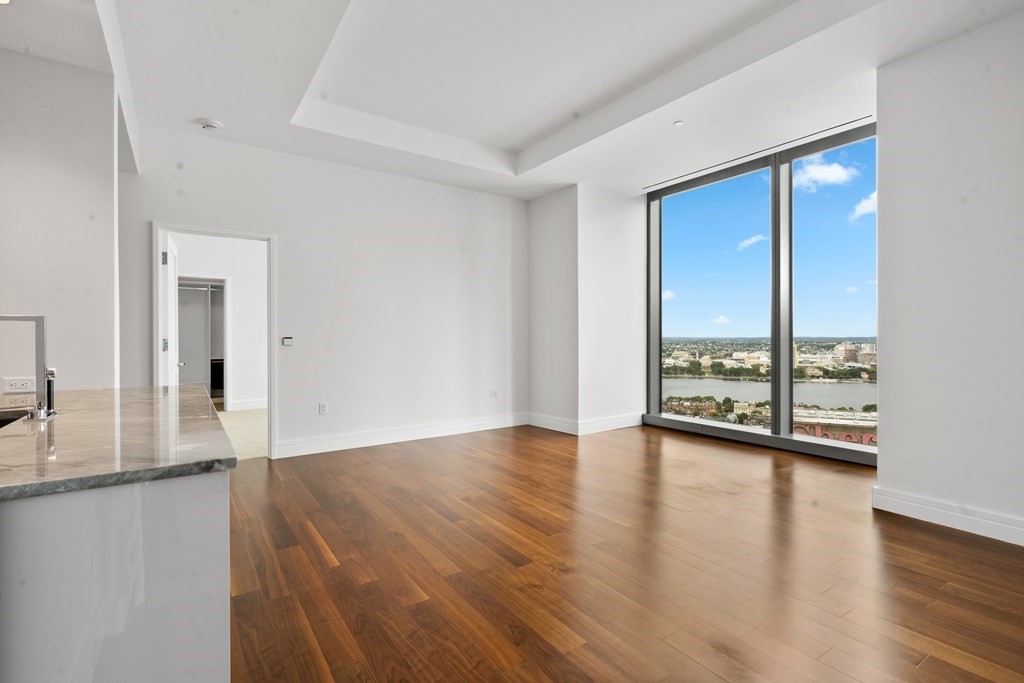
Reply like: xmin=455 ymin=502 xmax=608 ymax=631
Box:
xmin=177 ymin=362 xmax=186 ymax=367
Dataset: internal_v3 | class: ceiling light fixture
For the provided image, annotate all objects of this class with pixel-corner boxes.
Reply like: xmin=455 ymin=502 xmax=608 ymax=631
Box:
xmin=196 ymin=118 xmax=223 ymax=131
xmin=673 ymin=120 xmax=686 ymax=127
xmin=0 ymin=1 xmax=11 ymax=6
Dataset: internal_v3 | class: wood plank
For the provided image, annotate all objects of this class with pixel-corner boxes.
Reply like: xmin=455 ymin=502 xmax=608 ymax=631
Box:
xmin=228 ymin=425 xmax=1024 ymax=682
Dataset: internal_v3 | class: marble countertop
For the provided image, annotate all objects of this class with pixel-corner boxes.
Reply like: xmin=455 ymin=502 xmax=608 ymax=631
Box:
xmin=0 ymin=385 xmax=237 ymax=502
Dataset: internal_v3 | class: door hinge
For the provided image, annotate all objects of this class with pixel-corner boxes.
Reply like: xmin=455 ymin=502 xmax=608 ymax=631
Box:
xmin=161 ymin=251 xmax=168 ymax=265
xmin=162 ymin=338 xmax=169 ymax=352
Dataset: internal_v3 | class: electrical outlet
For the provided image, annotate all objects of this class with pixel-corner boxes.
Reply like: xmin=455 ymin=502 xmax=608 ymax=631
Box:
xmin=3 ymin=395 xmax=33 ymax=408
xmin=3 ymin=377 xmax=35 ymax=393
xmin=489 ymin=390 xmax=498 ymax=400
xmin=318 ymin=402 xmax=328 ymax=415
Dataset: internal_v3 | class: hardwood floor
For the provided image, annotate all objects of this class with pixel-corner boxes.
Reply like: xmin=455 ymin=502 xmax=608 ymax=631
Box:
xmin=229 ymin=425 xmax=1024 ymax=682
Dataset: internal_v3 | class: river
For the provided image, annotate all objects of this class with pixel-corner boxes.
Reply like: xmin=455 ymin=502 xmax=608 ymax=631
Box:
xmin=661 ymin=377 xmax=877 ymax=409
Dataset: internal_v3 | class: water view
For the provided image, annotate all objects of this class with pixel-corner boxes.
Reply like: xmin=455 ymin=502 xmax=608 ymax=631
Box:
xmin=661 ymin=376 xmax=877 ymax=410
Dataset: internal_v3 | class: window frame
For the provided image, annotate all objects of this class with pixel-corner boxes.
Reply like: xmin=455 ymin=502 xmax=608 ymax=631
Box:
xmin=645 ymin=124 xmax=877 ymax=466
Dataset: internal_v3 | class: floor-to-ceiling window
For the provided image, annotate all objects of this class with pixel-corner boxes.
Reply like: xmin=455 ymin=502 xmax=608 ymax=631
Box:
xmin=660 ymin=166 xmax=772 ymax=432
xmin=647 ymin=125 xmax=877 ymax=465
xmin=792 ymin=137 xmax=877 ymax=447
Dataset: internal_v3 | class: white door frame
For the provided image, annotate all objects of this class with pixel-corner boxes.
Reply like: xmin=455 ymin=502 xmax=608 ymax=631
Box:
xmin=152 ymin=221 xmax=279 ymax=459
xmin=155 ymin=232 xmax=180 ymax=387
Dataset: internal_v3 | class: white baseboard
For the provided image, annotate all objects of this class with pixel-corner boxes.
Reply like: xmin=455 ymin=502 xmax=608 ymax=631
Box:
xmin=527 ymin=413 xmax=580 ymax=435
xmin=224 ymin=398 xmax=267 ymax=412
xmin=275 ymin=412 xmax=529 ymax=459
xmin=526 ymin=413 xmax=643 ymax=436
xmin=578 ymin=413 xmax=643 ymax=435
xmin=872 ymin=486 xmax=1024 ymax=547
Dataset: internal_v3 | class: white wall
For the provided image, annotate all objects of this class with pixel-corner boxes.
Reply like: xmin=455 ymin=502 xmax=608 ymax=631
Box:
xmin=577 ymin=185 xmax=647 ymax=432
xmin=527 ymin=186 xmax=579 ymax=431
xmin=526 ymin=184 xmax=647 ymax=434
xmin=874 ymin=10 xmax=1024 ymax=546
xmin=171 ymin=232 xmax=268 ymax=411
xmin=120 ymin=128 xmax=528 ymax=456
xmin=0 ymin=51 xmax=117 ymax=390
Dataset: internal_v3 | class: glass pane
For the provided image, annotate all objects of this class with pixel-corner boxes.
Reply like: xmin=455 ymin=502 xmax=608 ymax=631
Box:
xmin=792 ymin=138 xmax=877 ymax=446
xmin=661 ymin=168 xmax=772 ymax=430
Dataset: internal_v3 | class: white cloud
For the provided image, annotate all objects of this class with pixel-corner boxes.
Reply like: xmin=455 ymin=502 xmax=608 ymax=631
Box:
xmin=662 ymin=290 xmax=676 ymax=301
xmin=867 ymin=279 xmax=877 ymax=286
xmin=712 ymin=315 xmax=730 ymax=325
xmin=850 ymin=190 xmax=877 ymax=220
xmin=793 ymin=154 xmax=859 ymax=192
xmin=845 ymin=286 xmax=858 ymax=294
xmin=736 ymin=234 xmax=767 ymax=251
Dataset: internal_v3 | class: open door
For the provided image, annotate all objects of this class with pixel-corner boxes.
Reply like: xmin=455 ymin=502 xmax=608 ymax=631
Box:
xmin=156 ymin=233 xmax=180 ymax=387
xmin=152 ymin=224 xmax=276 ymax=459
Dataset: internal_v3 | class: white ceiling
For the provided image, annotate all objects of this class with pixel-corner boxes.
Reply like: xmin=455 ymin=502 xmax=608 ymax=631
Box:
xmin=526 ymin=0 xmax=1024 ymax=194
xmin=0 ymin=0 xmax=110 ymax=73
xmin=306 ymin=0 xmax=797 ymax=152
xmin=3 ymin=0 xmax=1021 ymax=199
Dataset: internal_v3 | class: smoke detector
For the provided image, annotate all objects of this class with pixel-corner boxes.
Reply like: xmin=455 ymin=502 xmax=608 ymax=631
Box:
xmin=196 ymin=118 xmax=223 ymax=131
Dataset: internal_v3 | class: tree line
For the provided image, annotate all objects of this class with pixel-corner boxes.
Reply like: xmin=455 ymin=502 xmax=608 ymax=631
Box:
xmin=662 ymin=361 xmax=769 ymax=378
xmin=663 ymin=361 xmax=876 ymax=381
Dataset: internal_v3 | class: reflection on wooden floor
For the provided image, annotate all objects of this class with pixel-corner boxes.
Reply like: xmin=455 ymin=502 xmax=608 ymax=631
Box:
xmin=229 ymin=425 xmax=1024 ymax=682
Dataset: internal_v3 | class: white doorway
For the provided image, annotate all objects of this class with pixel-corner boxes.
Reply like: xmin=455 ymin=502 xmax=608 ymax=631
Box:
xmin=153 ymin=223 xmax=277 ymax=459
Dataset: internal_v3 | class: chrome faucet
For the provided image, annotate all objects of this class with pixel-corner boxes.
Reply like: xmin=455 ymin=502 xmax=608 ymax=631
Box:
xmin=28 ymin=368 xmax=56 ymax=421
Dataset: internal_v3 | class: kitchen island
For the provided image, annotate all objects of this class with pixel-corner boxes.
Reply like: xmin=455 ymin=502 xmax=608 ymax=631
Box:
xmin=0 ymin=385 xmax=236 ymax=682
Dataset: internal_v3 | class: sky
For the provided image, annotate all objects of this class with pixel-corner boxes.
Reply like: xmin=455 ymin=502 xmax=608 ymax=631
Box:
xmin=661 ymin=137 xmax=877 ymax=338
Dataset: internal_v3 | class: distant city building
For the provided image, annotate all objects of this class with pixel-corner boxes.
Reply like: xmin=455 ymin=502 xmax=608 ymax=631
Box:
xmin=833 ymin=343 xmax=858 ymax=363
xmin=797 ymin=353 xmax=835 ymax=368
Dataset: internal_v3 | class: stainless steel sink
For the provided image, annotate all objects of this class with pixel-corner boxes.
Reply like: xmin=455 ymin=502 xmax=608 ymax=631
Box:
xmin=0 ymin=407 xmax=30 ymax=429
